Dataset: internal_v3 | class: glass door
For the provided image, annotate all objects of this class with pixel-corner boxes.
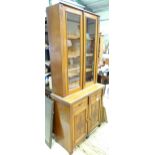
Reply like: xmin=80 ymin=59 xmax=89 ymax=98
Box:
xmin=84 ymin=13 xmax=98 ymax=87
xmin=64 ymin=7 xmax=83 ymax=94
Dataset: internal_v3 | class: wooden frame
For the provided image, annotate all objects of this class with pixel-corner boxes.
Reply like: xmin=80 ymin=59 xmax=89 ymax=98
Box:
xmin=95 ymin=17 xmax=100 ymax=82
xmin=72 ymin=99 xmax=88 ymax=146
xmin=63 ymin=6 xmax=83 ymax=95
xmin=83 ymin=13 xmax=99 ymax=88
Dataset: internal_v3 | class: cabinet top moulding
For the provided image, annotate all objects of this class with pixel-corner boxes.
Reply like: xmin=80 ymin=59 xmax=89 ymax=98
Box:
xmin=47 ymin=2 xmax=100 ymax=17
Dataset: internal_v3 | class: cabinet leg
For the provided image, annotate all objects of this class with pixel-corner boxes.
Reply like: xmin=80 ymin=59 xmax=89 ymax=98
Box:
xmin=86 ymin=135 xmax=89 ymax=139
xmin=98 ymin=124 xmax=101 ymax=127
xmin=69 ymin=151 xmax=73 ymax=155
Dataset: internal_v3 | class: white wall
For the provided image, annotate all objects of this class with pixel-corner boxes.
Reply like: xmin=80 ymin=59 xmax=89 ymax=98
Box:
xmin=51 ymin=0 xmax=60 ymax=5
xmin=100 ymin=20 xmax=109 ymax=35
xmin=95 ymin=10 xmax=109 ymax=35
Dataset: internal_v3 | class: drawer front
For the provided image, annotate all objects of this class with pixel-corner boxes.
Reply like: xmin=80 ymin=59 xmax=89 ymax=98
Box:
xmin=73 ymin=98 xmax=88 ymax=112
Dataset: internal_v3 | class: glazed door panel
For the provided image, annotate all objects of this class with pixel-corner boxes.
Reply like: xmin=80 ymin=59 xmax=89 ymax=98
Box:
xmin=73 ymin=100 xmax=88 ymax=146
xmin=63 ymin=7 xmax=83 ymax=95
xmin=88 ymin=93 xmax=101 ymax=132
xmin=83 ymin=13 xmax=98 ymax=88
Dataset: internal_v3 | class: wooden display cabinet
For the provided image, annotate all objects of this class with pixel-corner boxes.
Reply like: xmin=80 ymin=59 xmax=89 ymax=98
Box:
xmin=46 ymin=2 xmax=106 ymax=154
xmin=47 ymin=2 xmax=99 ymax=97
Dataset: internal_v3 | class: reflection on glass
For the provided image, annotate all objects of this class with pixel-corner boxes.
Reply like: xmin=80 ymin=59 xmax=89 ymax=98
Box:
xmin=66 ymin=12 xmax=81 ymax=90
xmin=85 ymin=18 xmax=96 ymax=83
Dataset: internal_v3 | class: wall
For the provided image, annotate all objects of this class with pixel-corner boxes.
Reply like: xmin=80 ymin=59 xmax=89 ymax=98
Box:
xmin=95 ymin=10 xmax=109 ymax=35
xmin=95 ymin=10 xmax=109 ymax=49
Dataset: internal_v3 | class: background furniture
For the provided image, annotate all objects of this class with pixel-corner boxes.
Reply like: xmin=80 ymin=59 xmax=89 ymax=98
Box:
xmin=97 ymin=55 xmax=109 ymax=97
xmin=98 ymin=33 xmax=105 ymax=65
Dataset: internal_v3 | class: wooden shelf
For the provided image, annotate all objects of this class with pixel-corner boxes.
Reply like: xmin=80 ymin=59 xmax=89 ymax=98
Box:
xmin=68 ymin=34 xmax=80 ymax=39
xmin=68 ymin=51 xmax=80 ymax=58
xmin=68 ymin=72 xmax=80 ymax=78
xmin=86 ymin=68 xmax=92 ymax=72
xmin=69 ymin=83 xmax=79 ymax=90
xmin=86 ymin=53 xmax=93 ymax=57
xmin=69 ymin=76 xmax=79 ymax=81
xmin=68 ymin=55 xmax=80 ymax=58
xmin=87 ymin=38 xmax=94 ymax=41
xmin=69 ymin=80 xmax=79 ymax=89
xmin=68 ymin=67 xmax=80 ymax=72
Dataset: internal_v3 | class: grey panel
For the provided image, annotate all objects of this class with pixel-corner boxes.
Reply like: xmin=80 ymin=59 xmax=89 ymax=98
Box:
xmin=45 ymin=96 xmax=54 ymax=148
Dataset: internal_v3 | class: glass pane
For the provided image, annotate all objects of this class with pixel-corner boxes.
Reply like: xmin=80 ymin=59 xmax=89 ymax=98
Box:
xmin=66 ymin=12 xmax=81 ymax=90
xmin=85 ymin=18 xmax=96 ymax=82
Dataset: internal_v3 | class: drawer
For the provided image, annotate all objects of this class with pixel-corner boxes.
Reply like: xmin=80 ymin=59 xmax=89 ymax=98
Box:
xmin=73 ymin=98 xmax=88 ymax=112
xmin=89 ymin=90 xmax=102 ymax=102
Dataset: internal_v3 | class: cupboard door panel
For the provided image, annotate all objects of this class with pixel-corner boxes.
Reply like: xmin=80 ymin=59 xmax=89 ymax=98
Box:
xmin=83 ymin=13 xmax=98 ymax=88
xmin=88 ymin=93 xmax=101 ymax=132
xmin=73 ymin=99 xmax=88 ymax=146
xmin=63 ymin=7 xmax=83 ymax=95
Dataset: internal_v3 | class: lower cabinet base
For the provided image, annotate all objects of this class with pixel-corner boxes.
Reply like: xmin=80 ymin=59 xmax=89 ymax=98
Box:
xmin=52 ymin=84 xmax=106 ymax=154
xmin=54 ymin=124 xmax=105 ymax=155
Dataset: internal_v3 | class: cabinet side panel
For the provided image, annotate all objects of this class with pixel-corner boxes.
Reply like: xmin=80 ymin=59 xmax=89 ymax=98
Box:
xmin=46 ymin=5 xmax=64 ymax=96
xmin=53 ymin=101 xmax=72 ymax=153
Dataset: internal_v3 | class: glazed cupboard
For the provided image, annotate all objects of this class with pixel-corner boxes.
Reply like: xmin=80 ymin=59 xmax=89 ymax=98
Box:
xmin=46 ymin=2 xmax=106 ymax=154
xmin=47 ymin=2 xmax=99 ymax=97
